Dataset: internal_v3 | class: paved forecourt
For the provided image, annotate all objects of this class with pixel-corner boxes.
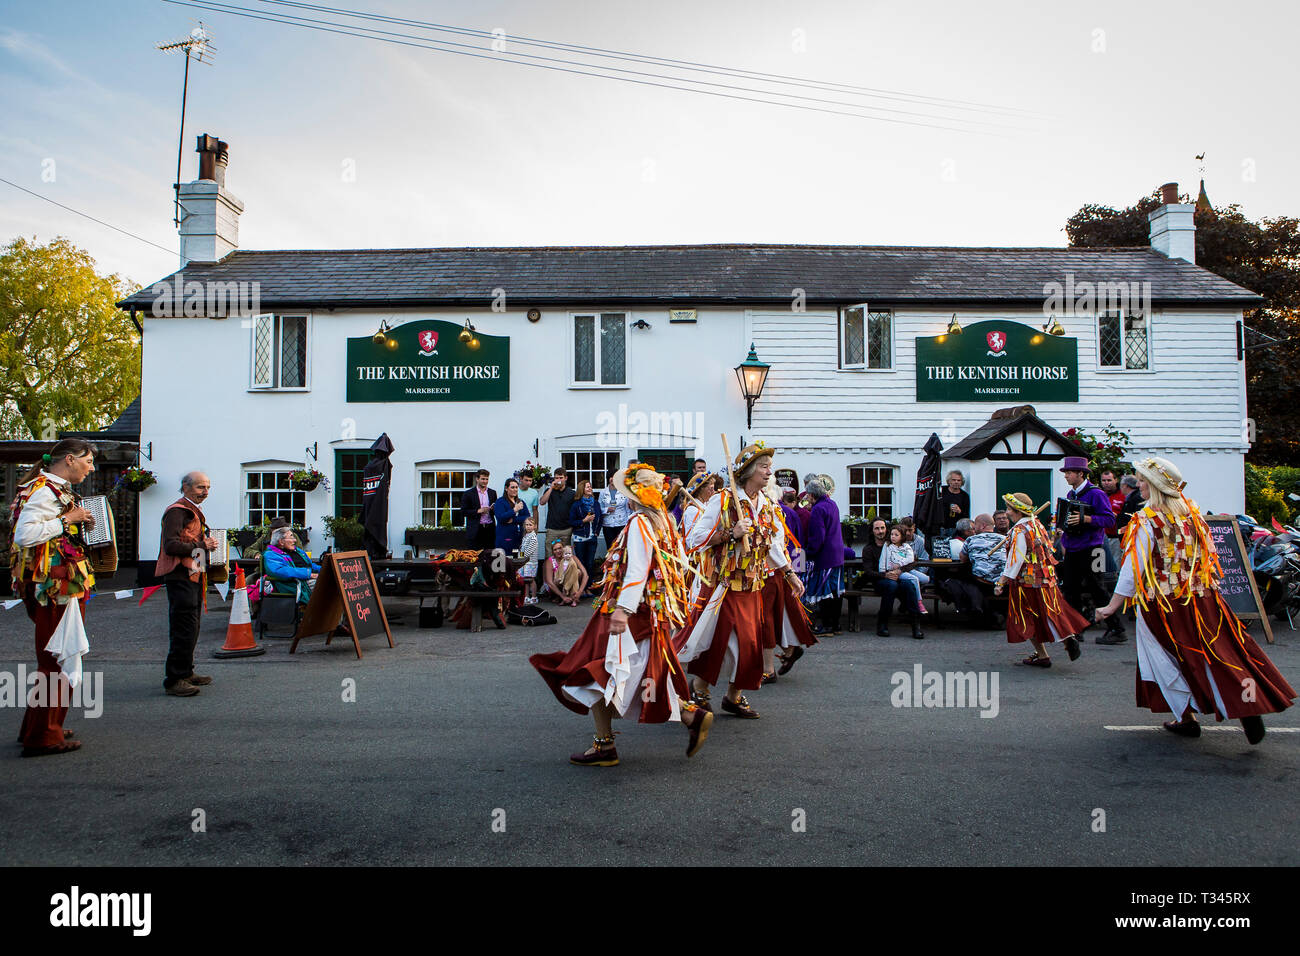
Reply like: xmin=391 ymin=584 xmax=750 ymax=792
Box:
xmin=0 ymin=585 xmax=1296 ymax=866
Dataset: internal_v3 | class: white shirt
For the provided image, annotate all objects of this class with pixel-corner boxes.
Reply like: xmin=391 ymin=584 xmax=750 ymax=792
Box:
xmin=616 ymin=513 xmax=654 ymax=613
xmin=1002 ymin=517 xmax=1033 ymax=580
xmin=13 ymin=471 xmax=70 ymax=548
xmin=685 ymin=486 xmax=789 ymax=570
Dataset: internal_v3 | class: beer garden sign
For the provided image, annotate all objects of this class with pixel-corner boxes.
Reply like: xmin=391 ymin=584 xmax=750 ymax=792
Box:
xmin=914 ymin=320 xmax=1079 ymax=403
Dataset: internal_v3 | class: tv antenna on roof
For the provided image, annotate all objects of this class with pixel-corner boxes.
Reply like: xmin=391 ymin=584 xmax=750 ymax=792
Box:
xmin=157 ymin=21 xmax=217 ymax=227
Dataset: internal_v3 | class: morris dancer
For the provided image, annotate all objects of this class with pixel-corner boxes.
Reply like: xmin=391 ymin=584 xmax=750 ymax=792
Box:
xmin=1094 ymin=457 xmax=1296 ymax=743
xmin=761 ymin=481 xmax=817 ymax=683
xmin=676 ymin=441 xmax=804 ymax=718
xmin=531 ymin=463 xmax=711 ymax=767
xmin=10 ymin=440 xmax=97 ymax=757
xmin=993 ymin=493 xmax=1087 ymax=668
xmin=679 ymin=471 xmax=718 ymax=609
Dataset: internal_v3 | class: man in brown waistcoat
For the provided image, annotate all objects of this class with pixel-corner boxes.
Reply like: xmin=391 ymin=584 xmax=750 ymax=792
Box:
xmin=158 ymin=472 xmax=218 ymax=697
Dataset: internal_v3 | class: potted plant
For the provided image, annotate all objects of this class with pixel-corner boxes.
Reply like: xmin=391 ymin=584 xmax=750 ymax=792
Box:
xmin=322 ymin=514 xmax=365 ymax=552
xmin=114 ymin=466 xmax=157 ymax=493
xmin=1061 ymin=425 xmax=1132 ymax=476
xmin=289 ymin=467 xmax=330 ymax=492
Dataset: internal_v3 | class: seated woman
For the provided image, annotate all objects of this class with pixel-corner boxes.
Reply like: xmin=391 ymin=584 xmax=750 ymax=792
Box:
xmin=543 ymin=540 xmax=589 ymax=606
xmin=262 ymin=527 xmax=319 ymax=604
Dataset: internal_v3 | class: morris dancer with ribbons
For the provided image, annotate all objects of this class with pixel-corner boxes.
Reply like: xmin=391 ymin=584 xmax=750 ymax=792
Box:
xmin=676 ymin=439 xmax=804 ymax=719
xmin=9 ymin=440 xmax=97 ymax=757
xmin=993 ymin=492 xmax=1088 ymax=668
xmin=761 ymin=480 xmax=817 ymax=684
xmin=678 ymin=471 xmax=719 ymax=609
xmin=1094 ymin=457 xmax=1296 ymax=743
xmin=531 ymin=463 xmax=712 ymax=767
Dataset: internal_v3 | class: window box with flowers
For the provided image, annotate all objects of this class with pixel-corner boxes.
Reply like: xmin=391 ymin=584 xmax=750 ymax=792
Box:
xmin=404 ymin=521 xmax=464 ymax=556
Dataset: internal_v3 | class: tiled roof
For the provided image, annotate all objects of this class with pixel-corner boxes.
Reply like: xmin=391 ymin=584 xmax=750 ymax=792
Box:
xmin=946 ymin=409 xmax=1082 ymax=460
xmin=60 ymin=397 xmax=140 ymax=440
xmin=117 ymin=244 xmax=1262 ymax=313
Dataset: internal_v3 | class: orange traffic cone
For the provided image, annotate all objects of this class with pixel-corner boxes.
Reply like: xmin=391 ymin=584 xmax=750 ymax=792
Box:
xmin=214 ymin=566 xmax=266 ymax=658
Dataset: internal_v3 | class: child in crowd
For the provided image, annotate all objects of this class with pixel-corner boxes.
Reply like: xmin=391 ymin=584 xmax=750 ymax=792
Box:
xmin=881 ymin=524 xmax=927 ymax=614
xmin=518 ymin=516 xmax=539 ymax=604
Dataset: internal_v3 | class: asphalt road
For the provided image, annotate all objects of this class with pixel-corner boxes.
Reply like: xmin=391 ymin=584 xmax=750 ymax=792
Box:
xmin=1 ymin=580 xmax=1296 ymax=866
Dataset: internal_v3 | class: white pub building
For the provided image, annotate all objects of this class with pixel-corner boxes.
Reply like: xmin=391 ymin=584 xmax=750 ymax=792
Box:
xmin=120 ymin=138 xmax=1260 ymax=564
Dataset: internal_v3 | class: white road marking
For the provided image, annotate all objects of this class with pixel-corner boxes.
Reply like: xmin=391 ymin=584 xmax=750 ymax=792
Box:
xmin=1104 ymin=725 xmax=1300 ymax=733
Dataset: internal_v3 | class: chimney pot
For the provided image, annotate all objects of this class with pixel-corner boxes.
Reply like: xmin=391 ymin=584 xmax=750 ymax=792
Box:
xmin=1148 ymin=182 xmax=1196 ymax=263
xmin=178 ymin=133 xmax=242 ymax=268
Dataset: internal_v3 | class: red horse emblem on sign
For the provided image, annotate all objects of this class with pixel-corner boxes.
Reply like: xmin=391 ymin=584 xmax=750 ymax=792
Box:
xmin=986 ymin=331 xmax=1007 ymax=356
xmin=418 ymin=330 xmax=439 ymax=356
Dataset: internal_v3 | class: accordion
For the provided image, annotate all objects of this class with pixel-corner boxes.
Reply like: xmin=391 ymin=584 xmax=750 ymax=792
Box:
xmin=207 ymin=530 xmax=229 ymax=585
xmin=1055 ymin=496 xmax=1093 ymax=532
xmin=74 ymin=495 xmax=118 ymax=576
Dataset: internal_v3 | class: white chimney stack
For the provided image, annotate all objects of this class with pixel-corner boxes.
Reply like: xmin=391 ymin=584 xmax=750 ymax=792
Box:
xmin=178 ymin=134 xmax=242 ymax=268
xmin=1148 ymin=181 xmax=1196 ymax=264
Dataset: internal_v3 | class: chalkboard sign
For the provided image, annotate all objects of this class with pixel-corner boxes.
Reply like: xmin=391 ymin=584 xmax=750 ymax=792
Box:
xmin=774 ymin=468 xmax=799 ymax=494
xmin=290 ymin=550 xmax=394 ymax=659
xmin=1205 ymin=515 xmax=1273 ymax=643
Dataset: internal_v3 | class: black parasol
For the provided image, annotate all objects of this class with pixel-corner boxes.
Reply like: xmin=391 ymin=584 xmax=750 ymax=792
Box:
xmin=361 ymin=433 xmax=394 ymax=560
xmin=912 ymin=432 xmax=945 ymax=537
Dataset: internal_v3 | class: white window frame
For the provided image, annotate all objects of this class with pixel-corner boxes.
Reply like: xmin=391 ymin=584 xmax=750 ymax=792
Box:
xmin=249 ymin=313 xmax=312 ymax=391
xmin=569 ymin=311 xmax=630 ymax=388
xmin=838 ymin=303 xmax=894 ymax=372
xmin=560 ymin=449 xmax=623 ymax=499
xmin=1095 ymin=308 xmax=1153 ymax=373
xmin=415 ymin=459 xmax=481 ymax=527
xmin=847 ymin=461 xmax=898 ymax=520
xmin=241 ymin=460 xmax=308 ymax=528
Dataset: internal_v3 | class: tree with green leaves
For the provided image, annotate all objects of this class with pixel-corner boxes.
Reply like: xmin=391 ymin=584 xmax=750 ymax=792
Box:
xmin=0 ymin=236 xmax=141 ymax=439
xmin=1066 ymin=188 xmax=1300 ymax=463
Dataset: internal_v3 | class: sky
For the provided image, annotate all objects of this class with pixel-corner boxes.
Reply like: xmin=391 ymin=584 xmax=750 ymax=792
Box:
xmin=2 ymin=0 xmax=1297 ymax=291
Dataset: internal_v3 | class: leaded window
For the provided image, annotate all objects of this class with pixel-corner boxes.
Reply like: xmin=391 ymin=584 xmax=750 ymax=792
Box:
xmin=573 ymin=313 xmax=627 ymax=385
xmin=840 ymin=304 xmax=892 ymax=369
xmin=251 ymin=314 xmax=310 ymax=389
xmin=1098 ymin=310 xmax=1149 ymax=370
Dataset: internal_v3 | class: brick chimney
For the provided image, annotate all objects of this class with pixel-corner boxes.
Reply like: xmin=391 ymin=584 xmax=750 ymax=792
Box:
xmin=1147 ymin=181 xmax=1196 ymax=263
xmin=177 ymin=134 xmax=243 ymax=268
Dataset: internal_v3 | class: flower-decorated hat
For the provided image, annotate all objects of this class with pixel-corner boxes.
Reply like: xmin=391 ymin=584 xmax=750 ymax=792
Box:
xmin=1002 ymin=492 xmax=1049 ymax=517
xmin=612 ymin=461 xmax=672 ymax=511
xmin=733 ymin=440 xmax=775 ymax=475
xmin=685 ymin=471 xmax=717 ymax=497
xmin=1134 ymin=456 xmax=1185 ymax=495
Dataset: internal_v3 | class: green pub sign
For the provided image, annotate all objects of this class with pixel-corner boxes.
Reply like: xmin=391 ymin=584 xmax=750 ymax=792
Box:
xmin=346 ymin=320 xmax=510 ymax=402
xmin=915 ymin=320 xmax=1078 ymax=403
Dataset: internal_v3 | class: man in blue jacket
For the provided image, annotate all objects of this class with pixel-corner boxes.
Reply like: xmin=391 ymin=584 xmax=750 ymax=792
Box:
xmin=1057 ymin=456 xmax=1126 ymax=643
xmin=459 ymin=469 xmax=497 ymax=550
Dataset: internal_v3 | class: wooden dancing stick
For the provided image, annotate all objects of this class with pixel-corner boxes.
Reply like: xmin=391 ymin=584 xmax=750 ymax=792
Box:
xmin=720 ymin=433 xmax=751 ymax=556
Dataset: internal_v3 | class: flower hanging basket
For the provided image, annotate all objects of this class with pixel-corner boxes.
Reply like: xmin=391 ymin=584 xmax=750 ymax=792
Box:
xmin=117 ymin=468 xmax=157 ymax=493
xmin=288 ymin=469 xmax=329 ymax=492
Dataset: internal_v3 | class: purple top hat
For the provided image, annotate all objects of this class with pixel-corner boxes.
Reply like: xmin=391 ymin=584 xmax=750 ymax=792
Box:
xmin=1059 ymin=456 xmax=1091 ymax=473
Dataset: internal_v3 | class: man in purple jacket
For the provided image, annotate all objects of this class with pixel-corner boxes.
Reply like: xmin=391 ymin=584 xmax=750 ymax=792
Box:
xmin=1058 ymin=456 xmax=1126 ymax=643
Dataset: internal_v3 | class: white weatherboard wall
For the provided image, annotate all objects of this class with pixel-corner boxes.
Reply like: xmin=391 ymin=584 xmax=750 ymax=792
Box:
xmin=137 ymin=302 xmax=1249 ymax=559
xmin=747 ymin=307 xmax=1248 ymax=515
xmin=137 ymin=308 xmax=756 ymax=559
